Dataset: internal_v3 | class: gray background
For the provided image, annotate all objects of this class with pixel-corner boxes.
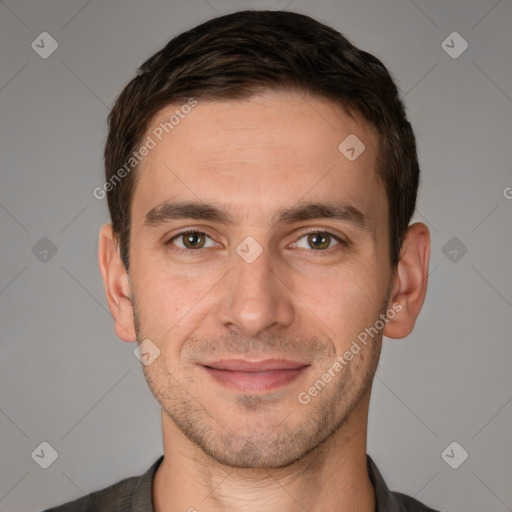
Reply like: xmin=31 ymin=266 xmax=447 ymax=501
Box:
xmin=1 ymin=1 xmax=511 ymax=511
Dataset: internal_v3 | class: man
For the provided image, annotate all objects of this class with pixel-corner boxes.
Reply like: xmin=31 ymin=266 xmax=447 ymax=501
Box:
xmin=46 ymin=9 xmax=439 ymax=512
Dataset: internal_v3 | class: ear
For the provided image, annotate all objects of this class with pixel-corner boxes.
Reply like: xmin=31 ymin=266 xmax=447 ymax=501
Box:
xmin=383 ymin=222 xmax=430 ymax=339
xmin=98 ymin=223 xmax=137 ymax=342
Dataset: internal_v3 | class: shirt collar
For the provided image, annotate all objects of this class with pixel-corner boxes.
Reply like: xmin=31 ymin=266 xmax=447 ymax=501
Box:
xmin=134 ymin=454 xmax=404 ymax=512
xmin=366 ymin=454 xmax=402 ymax=512
xmin=131 ymin=454 xmax=163 ymax=512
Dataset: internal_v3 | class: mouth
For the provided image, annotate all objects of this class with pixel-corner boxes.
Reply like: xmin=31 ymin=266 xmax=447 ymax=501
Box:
xmin=201 ymin=358 xmax=310 ymax=393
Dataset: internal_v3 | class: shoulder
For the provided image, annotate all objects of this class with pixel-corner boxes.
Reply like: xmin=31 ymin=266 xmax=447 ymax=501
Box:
xmin=41 ymin=474 xmax=140 ymax=512
xmin=366 ymin=454 xmax=442 ymax=512
xmin=41 ymin=455 xmax=164 ymax=512
xmin=392 ymin=491 xmax=442 ymax=512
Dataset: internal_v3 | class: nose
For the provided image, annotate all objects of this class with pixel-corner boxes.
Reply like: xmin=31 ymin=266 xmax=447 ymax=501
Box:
xmin=216 ymin=245 xmax=295 ymax=338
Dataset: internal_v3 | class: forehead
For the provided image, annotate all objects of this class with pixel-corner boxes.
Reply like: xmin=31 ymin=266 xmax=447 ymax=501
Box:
xmin=131 ymin=91 xmax=385 ymax=229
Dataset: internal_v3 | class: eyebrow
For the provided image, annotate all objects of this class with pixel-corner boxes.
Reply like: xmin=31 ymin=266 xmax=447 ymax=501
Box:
xmin=143 ymin=200 xmax=370 ymax=231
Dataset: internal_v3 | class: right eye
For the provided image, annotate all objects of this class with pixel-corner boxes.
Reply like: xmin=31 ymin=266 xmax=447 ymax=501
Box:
xmin=166 ymin=230 xmax=217 ymax=252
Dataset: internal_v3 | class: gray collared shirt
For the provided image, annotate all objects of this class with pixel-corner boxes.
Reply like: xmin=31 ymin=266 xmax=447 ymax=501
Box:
xmin=43 ymin=454 xmax=441 ymax=511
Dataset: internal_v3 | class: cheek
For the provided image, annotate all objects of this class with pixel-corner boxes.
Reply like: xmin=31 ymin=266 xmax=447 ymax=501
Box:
xmin=132 ymin=271 xmax=201 ymax=374
xmin=307 ymin=262 xmax=384 ymax=344
xmin=138 ymin=275 xmax=194 ymax=326
xmin=131 ymin=253 xmax=222 ymax=338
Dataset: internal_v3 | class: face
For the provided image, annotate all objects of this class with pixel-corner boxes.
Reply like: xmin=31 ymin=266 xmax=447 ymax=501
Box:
xmin=126 ymin=91 xmax=393 ymax=468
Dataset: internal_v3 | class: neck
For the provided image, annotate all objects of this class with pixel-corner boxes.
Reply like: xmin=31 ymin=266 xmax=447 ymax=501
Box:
xmin=153 ymin=392 xmax=375 ymax=512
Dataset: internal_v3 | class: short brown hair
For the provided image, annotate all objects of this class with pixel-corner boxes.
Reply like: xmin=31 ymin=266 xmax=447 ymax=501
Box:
xmin=104 ymin=10 xmax=419 ymax=270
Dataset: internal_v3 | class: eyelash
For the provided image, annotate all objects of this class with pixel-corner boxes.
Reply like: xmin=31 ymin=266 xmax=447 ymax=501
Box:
xmin=166 ymin=229 xmax=346 ymax=256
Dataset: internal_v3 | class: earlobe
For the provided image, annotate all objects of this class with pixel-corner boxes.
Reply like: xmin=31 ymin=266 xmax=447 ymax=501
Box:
xmin=383 ymin=222 xmax=430 ymax=339
xmin=98 ymin=223 xmax=137 ymax=342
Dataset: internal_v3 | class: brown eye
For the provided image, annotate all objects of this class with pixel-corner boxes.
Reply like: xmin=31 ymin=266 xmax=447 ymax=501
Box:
xmin=295 ymin=231 xmax=341 ymax=251
xmin=183 ymin=232 xmax=205 ymax=249
xmin=307 ymin=233 xmax=330 ymax=250
xmin=169 ymin=231 xmax=214 ymax=250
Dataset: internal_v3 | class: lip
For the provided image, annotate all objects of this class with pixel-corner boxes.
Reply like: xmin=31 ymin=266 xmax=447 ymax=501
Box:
xmin=203 ymin=358 xmax=308 ymax=372
xmin=202 ymin=359 xmax=310 ymax=392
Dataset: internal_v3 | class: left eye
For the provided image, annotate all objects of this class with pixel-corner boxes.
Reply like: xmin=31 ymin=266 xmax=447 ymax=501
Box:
xmin=294 ymin=232 xmax=341 ymax=251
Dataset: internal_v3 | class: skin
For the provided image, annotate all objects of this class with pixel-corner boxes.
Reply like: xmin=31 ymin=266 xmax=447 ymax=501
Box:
xmin=98 ymin=90 xmax=430 ymax=512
